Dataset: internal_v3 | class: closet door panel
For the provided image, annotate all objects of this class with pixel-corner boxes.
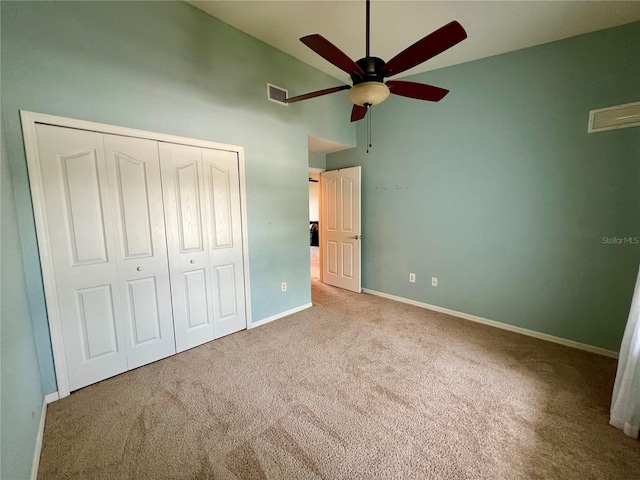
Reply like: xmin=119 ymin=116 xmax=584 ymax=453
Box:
xmin=183 ymin=269 xmax=210 ymax=328
xmin=159 ymin=142 xmax=215 ymax=352
xmin=112 ymin=153 xmax=153 ymax=257
xmin=61 ymin=151 xmax=108 ymax=264
xmin=175 ymin=161 xmax=204 ymax=252
xmin=104 ymin=134 xmax=176 ymax=369
xmin=126 ymin=277 xmax=162 ymax=343
xmin=35 ymin=124 xmax=127 ymax=391
xmin=202 ymin=148 xmax=246 ymax=338
xmin=76 ymin=285 xmax=119 ymax=359
xmin=214 ymin=264 xmax=238 ymax=318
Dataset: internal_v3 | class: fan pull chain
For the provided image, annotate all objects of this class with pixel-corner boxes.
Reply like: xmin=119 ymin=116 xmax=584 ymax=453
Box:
xmin=366 ymin=104 xmax=372 ymax=154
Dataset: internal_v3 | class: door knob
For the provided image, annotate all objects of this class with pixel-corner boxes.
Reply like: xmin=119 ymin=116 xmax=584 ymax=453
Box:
xmin=353 ymin=235 xmax=361 ymax=240
xmin=190 ymin=259 xmax=195 ymax=264
xmin=136 ymin=266 xmax=143 ymax=272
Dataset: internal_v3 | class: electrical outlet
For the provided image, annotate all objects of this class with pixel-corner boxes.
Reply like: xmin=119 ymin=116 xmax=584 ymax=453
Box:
xmin=431 ymin=277 xmax=438 ymax=287
xmin=281 ymin=282 xmax=287 ymax=292
xmin=409 ymin=273 xmax=416 ymax=283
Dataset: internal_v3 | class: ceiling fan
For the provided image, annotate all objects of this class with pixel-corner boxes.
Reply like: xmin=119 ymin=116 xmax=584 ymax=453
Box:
xmin=284 ymin=0 xmax=467 ymax=122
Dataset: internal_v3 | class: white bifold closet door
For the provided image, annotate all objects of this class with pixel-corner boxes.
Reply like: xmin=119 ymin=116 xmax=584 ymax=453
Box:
xmin=159 ymin=142 xmax=246 ymax=352
xmin=35 ymin=124 xmax=176 ymax=391
xmin=102 ymin=134 xmax=176 ymax=368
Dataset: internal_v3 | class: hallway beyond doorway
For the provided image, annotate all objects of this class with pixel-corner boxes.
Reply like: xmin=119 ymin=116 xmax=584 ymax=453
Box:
xmin=310 ymin=246 xmax=319 ymax=284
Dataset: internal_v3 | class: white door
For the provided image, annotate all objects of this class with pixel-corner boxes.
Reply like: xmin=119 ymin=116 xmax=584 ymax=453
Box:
xmin=159 ymin=142 xmax=246 ymax=352
xmin=320 ymin=166 xmax=362 ymax=293
xmin=202 ymin=148 xmax=247 ymax=339
xmin=103 ymin=134 xmax=176 ymax=369
xmin=34 ymin=126 xmax=176 ymax=391
xmin=35 ymin=125 xmax=128 ymax=391
xmin=159 ymin=142 xmax=215 ymax=352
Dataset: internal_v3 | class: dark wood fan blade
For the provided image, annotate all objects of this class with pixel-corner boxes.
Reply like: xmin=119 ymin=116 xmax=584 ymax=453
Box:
xmin=284 ymin=85 xmax=351 ymax=103
xmin=351 ymin=104 xmax=368 ymax=122
xmin=386 ymin=80 xmax=449 ymax=101
xmin=301 ymin=35 xmax=365 ymax=78
xmin=381 ymin=21 xmax=467 ymax=77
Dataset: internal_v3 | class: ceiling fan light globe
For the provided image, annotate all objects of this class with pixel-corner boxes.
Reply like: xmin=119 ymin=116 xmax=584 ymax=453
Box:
xmin=348 ymin=82 xmax=390 ymax=106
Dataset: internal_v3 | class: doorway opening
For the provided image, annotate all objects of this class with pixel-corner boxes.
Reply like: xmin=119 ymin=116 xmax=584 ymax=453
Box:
xmin=307 ymin=135 xmax=355 ymax=296
xmin=308 ymin=166 xmax=323 ymax=287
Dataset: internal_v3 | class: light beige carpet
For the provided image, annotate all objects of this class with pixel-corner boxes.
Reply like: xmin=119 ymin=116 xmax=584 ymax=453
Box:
xmin=38 ymin=252 xmax=639 ymax=479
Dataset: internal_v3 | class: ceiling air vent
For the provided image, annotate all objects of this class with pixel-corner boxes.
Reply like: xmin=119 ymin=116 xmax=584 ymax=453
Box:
xmin=267 ymin=83 xmax=288 ymax=106
xmin=588 ymin=101 xmax=640 ymax=133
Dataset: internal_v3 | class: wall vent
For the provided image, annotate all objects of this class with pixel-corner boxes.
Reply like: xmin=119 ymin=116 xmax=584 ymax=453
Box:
xmin=588 ymin=101 xmax=640 ymax=133
xmin=267 ymin=83 xmax=288 ymax=106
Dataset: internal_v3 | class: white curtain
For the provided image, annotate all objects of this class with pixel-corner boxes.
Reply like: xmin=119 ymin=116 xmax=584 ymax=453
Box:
xmin=610 ymin=264 xmax=640 ymax=438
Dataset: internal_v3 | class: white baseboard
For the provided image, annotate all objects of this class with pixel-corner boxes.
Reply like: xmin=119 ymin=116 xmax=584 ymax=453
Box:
xmin=31 ymin=397 xmax=48 ymax=480
xmin=362 ymin=288 xmax=619 ymax=359
xmin=31 ymin=392 xmax=58 ymax=479
xmin=248 ymin=303 xmax=313 ymax=329
xmin=44 ymin=392 xmax=59 ymax=404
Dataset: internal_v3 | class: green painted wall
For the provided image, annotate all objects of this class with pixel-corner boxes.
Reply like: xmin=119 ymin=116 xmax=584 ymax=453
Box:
xmin=1 ymin=0 xmax=355 ymax=396
xmin=309 ymin=152 xmax=327 ymax=169
xmin=1 ymin=128 xmax=44 ymax=480
xmin=328 ymin=22 xmax=640 ymax=351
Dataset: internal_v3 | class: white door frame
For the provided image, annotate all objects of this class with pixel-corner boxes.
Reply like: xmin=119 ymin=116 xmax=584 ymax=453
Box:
xmin=20 ymin=110 xmax=252 ymax=398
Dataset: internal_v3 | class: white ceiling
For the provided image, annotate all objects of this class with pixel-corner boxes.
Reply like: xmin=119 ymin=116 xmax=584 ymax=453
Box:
xmin=308 ymin=135 xmax=353 ymax=153
xmin=188 ymin=1 xmax=640 ymax=84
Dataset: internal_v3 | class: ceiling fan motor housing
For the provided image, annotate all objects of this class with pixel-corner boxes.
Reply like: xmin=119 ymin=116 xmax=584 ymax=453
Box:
xmin=352 ymin=57 xmax=386 ymax=83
